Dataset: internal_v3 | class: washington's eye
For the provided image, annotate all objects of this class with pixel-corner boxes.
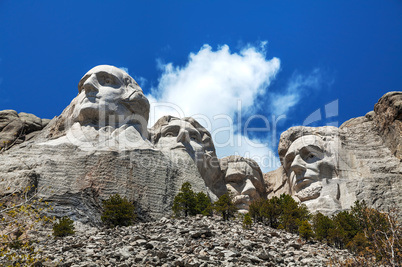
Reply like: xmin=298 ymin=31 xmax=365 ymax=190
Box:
xmin=105 ymin=77 xmax=112 ymax=85
xmin=308 ymin=154 xmax=315 ymax=159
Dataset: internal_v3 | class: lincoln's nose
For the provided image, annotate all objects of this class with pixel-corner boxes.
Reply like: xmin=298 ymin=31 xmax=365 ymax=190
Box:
xmin=176 ymin=128 xmax=190 ymax=143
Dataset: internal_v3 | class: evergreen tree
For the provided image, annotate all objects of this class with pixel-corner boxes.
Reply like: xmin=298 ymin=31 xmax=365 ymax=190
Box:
xmin=299 ymin=220 xmax=314 ymax=241
xmin=312 ymin=212 xmax=334 ymax=243
xmin=172 ymin=182 xmax=197 ymax=217
xmin=249 ymin=198 xmax=267 ymax=223
xmin=278 ymin=194 xmax=310 ymax=233
xmin=213 ymin=193 xmax=237 ymax=221
xmin=195 ymin=191 xmax=212 ymax=216
xmin=265 ymin=196 xmax=282 ymax=228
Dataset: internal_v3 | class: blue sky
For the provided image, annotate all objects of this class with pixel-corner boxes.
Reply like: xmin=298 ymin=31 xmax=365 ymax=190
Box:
xmin=1 ymin=1 xmax=401 ymax=171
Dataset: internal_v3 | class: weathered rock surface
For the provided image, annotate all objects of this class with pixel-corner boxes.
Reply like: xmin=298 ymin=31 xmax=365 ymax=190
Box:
xmin=2 ymin=216 xmax=353 ymax=266
xmin=0 ymin=66 xmax=220 ymax=224
xmin=373 ymin=91 xmax=402 ymax=159
xmin=265 ymin=92 xmax=402 ymax=216
xmin=0 ymin=110 xmax=49 ymax=149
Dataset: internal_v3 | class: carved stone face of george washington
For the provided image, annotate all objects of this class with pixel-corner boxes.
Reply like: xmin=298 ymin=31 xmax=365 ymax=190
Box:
xmin=72 ymin=65 xmax=149 ymax=135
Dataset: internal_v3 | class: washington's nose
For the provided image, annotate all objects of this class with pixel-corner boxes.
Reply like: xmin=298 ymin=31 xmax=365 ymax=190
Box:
xmin=241 ymin=178 xmax=257 ymax=197
xmin=176 ymin=129 xmax=190 ymax=143
xmin=290 ymin=155 xmax=306 ymax=173
xmin=83 ymin=74 xmax=98 ymax=93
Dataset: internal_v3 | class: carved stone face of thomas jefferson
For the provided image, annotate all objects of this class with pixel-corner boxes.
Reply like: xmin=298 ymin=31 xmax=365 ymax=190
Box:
xmin=284 ymin=135 xmax=337 ymax=201
xmin=72 ymin=65 xmax=149 ymax=135
xmin=150 ymin=116 xmax=226 ymax=197
xmin=156 ymin=119 xmax=204 ymax=161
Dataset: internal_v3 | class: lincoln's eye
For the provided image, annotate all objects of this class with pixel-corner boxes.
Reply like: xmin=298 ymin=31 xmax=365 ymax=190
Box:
xmin=164 ymin=132 xmax=174 ymax=137
xmin=190 ymin=134 xmax=199 ymax=141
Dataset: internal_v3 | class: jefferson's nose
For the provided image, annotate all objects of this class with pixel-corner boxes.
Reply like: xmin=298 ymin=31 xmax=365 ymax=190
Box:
xmin=82 ymin=74 xmax=98 ymax=93
xmin=176 ymin=129 xmax=190 ymax=143
xmin=290 ymin=155 xmax=306 ymax=173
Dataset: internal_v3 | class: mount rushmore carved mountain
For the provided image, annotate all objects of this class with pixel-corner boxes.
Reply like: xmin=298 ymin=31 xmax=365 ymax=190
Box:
xmin=0 ymin=65 xmax=400 ymax=223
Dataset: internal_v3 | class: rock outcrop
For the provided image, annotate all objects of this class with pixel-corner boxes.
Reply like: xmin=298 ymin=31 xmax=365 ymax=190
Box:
xmin=0 ymin=110 xmax=50 ymax=150
xmin=265 ymin=92 xmax=402 ymax=216
xmin=4 ymin=216 xmax=353 ymax=266
xmin=373 ymin=91 xmax=402 ymax=159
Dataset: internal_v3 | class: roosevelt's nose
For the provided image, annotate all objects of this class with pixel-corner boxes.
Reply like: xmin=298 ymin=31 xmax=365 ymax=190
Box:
xmin=82 ymin=74 xmax=98 ymax=93
xmin=241 ymin=178 xmax=258 ymax=198
xmin=290 ymin=155 xmax=306 ymax=173
xmin=176 ymin=128 xmax=190 ymax=143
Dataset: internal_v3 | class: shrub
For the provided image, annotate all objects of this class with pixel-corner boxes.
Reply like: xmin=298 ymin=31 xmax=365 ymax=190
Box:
xmin=101 ymin=194 xmax=136 ymax=227
xmin=53 ymin=216 xmax=75 ymax=237
xmin=0 ymin=185 xmax=53 ymax=265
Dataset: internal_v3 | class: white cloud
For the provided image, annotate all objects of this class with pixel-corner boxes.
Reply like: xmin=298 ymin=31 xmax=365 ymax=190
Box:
xmin=147 ymin=43 xmax=281 ymax=172
xmin=270 ymin=69 xmax=323 ymax=115
xmin=134 ymin=76 xmax=148 ymax=89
